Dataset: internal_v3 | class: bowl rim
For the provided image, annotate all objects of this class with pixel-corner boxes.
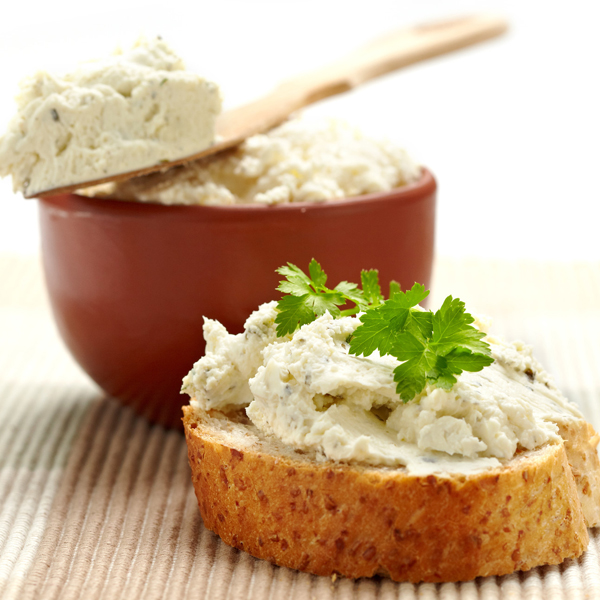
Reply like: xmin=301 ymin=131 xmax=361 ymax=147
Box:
xmin=40 ymin=167 xmax=435 ymax=215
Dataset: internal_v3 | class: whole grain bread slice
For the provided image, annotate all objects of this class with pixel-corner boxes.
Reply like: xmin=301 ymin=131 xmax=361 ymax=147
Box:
xmin=183 ymin=405 xmax=593 ymax=583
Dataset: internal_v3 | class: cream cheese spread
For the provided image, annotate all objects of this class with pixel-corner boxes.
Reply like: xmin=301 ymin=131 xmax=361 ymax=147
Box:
xmin=182 ymin=302 xmax=288 ymax=410
xmin=184 ymin=303 xmax=583 ymax=475
xmin=108 ymin=118 xmax=421 ymax=205
xmin=0 ymin=37 xmax=221 ymax=195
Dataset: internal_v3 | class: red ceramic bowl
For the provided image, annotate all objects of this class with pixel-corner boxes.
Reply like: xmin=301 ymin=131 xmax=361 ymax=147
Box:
xmin=38 ymin=168 xmax=436 ymax=428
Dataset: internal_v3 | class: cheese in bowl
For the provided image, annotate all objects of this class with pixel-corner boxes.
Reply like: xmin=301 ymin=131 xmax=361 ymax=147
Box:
xmin=93 ymin=117 xmax=421 ymax=206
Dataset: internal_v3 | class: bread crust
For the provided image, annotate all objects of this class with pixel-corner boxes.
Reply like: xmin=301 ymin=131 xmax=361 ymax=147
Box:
xmin=183 ymin=406 xmax=589 ymax=583
xmin=558 ymin=420 xmax=600 ymax=527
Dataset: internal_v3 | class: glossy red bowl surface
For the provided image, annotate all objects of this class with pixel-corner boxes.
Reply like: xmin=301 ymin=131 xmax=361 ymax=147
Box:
xmin=38 ymin=168 xmax=436 ymax=428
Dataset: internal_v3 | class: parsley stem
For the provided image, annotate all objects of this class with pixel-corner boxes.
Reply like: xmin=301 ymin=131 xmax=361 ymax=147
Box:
xmin=340 ymin=306 xmax=360 ymax=317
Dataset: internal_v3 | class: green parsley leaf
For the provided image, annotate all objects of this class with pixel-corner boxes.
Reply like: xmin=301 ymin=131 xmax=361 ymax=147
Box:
xmin=349 ymin=283 xmax=430 ymax=357
xmin=347 ymin=309 xmax=396 ymax=357
xmin=274 ymin=294 xmax=316 ymax=336
xmin=393 ymin=352 xmax=434 ymax=400
xmin=443 ymin=347 xmax=495 ymax=376
xmin=306 ymin=290 xmax=345 ymax=318
xmin=430 ymin=296 xmax=490 ymax=355
xmin=276 ymin=263 xmax=313 ymax=296
xmin=308 ymin=259 xmax=328 ymax=289
xmin=334 ymin=281 xmax=364 ymax=307
xmin=361 ymin=270 xmax=384 ymax=307
xmin=409 ymin=310 xmax=434 ymax=341
xmin=392 ymin=282 xmax=429 ymax=309
xmin=390 ymin=331 xmax=426 ymax=361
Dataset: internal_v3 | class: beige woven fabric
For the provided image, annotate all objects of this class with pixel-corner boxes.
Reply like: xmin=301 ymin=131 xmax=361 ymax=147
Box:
xmin=1 ymin=254 xmax=600 ymax=600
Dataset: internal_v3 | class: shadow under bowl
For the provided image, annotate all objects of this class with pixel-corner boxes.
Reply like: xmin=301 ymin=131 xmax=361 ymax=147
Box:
xmin=38 ymin=168 xmax=436 ymax=428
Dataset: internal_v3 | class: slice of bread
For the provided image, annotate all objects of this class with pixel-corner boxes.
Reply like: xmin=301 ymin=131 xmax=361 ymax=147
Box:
xmin=183 ymin=405 xmax=594 ymax=583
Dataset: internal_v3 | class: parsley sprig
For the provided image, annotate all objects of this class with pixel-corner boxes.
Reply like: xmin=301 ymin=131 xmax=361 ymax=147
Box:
xmin=274 ymin=259 xmax=399 ymax=337
xmin=349 ymin=283 xmax=494 ymax=401
xmin=275 ymin=259 xmax=494 ymax=403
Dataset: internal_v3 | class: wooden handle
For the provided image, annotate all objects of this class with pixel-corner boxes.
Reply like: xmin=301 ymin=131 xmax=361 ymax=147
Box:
xmin=217 ymin=15 xmax=508 ymax=140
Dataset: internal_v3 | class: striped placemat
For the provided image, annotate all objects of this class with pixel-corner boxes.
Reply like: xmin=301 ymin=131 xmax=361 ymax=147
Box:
xmin=1 ymin=254 xmax=600 ymax=600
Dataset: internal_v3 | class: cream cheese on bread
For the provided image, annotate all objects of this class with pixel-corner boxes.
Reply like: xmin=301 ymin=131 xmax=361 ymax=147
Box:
xmin=184 ymin=302 xmax=585 ymax=475
xmin=182 ymin=301 xmax=286 ymax=410
xmin=0 ymin=37 xmax=221 ymax=195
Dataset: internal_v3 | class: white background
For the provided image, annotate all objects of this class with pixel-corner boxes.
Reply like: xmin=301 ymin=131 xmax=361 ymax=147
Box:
xmin=0 ymin=0 xmax=598 ymax=259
